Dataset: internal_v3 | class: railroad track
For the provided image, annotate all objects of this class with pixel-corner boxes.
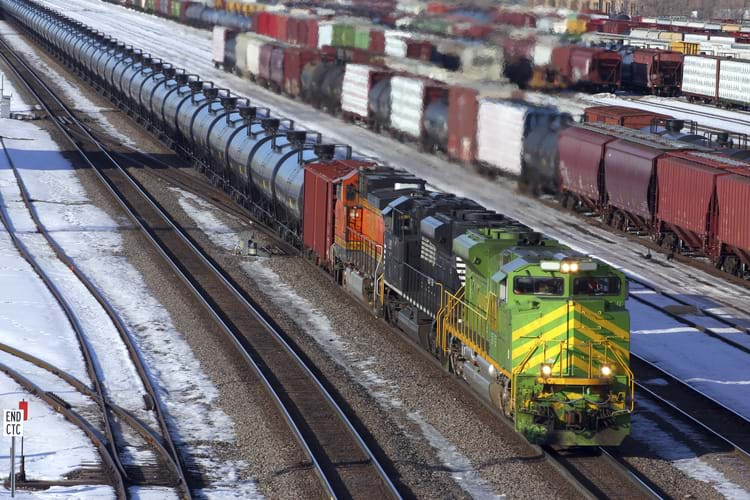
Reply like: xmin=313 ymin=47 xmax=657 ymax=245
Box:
xmin=614 ymin=96 xmax=750 ymax=129
xmin=626 ymin=274 xmax=750 ymax=354
xmin=0 ymin=135 xmax=191 ymax=497
xmin=0 ymin=33 xmax=401 ymax=499
xmin=6 ymin=13 xmax=744 ymax=498
xmin=631 ymin=354 xmax=750 ymax=460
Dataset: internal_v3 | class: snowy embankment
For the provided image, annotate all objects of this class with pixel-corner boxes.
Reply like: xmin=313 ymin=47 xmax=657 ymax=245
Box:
xmin=0 ymin=66 xmax=260 ymax=497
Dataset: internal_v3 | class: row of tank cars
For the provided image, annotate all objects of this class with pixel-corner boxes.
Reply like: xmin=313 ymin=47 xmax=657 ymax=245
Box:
xmin=3 ymin=0 xmax=635 ymax=446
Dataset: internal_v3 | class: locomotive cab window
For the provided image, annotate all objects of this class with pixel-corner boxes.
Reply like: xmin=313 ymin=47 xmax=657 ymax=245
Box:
xmin=513 ymin=277 xmax=564 ymax=296
xmin=573 ymin=276 xmax=621 ymax=296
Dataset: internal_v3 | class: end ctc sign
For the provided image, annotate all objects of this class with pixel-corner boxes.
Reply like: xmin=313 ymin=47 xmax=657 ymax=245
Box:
xmin=3 ymin=410 xmax=23 ymax=437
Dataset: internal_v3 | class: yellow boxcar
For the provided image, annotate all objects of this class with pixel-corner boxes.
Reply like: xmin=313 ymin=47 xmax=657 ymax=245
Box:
xmin=565 ymin=18 xmax=587 ymax=35
xmin=658 ymin=31 xmax=683 ymax=42
xmin=670 ymin=41 xmax=699 ymax=55
xmin=722 ymin=24 xmax=741 ymax=32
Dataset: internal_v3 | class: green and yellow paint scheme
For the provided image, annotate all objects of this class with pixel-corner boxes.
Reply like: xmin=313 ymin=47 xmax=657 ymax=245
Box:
xmin=437 ymin=227 xmax=632 ymax=446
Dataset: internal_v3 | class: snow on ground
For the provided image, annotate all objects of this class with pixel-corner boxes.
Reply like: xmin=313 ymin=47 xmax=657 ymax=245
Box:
xmin=629 ymin=298 xmax=750 ymax=418
xmin=0 ymin=120 xmax=158 ymax=430
xmin=173 ymin=186 xmax=505 ymax=499
xmin=0 ymin=63 xmax=260 ymax=497
xmin=633 ymin=398 xmax=750 ymax=499
xmin=0 ymin=369 xmax=105 ymax=485
xmin=32 ymin=0 xmax=750 ymax=317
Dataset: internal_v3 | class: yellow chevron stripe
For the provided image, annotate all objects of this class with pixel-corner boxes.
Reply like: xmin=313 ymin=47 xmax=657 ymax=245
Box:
xmin=574 ymin=321 xmax=629 ymax=359
xmin=576 ymin=304 xmax=630 ymax=341
xmin=512 ymin=304 xmax=569 ymax=341
xmin=512 ymin=321 xmax=569 ymax=363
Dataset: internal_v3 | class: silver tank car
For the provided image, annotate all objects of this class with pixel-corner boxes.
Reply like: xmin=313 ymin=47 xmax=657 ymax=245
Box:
xmin=128 ymin=59 xmax=164 ymax=112
xmin=150 ymin=72 xmax=192 ymax=130
xmin=189 ymin=91 xmax=236 ymax=159
xmin=140 ymin=65 xmax=176 ymax=123
xmin=175 ymin=85 xmax=218 ymax=147
xmin=205 ymin=102 xmax=270 ymax=176
xmin=161 ymin=78 xmax=204 ymax=138
xmin=109 ymin=48 xmax=144 ymax=98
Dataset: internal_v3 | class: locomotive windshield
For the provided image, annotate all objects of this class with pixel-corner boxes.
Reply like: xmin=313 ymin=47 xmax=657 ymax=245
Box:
xmin=513 ymin=277 xmax=564 ymax=296
xmin=573 ymin=276 xmax=621 ymax=296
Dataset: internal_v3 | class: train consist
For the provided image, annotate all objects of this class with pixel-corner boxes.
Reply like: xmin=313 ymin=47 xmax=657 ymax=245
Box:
xmin=2 ymin=0 xmax=636 ymax=446
xmin=209 ymin=18 xmax=750 ymax=279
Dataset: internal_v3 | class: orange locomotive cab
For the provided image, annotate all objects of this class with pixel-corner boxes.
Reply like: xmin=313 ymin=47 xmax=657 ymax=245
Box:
xmin=332 ymin=166 xmax=426 ymax=303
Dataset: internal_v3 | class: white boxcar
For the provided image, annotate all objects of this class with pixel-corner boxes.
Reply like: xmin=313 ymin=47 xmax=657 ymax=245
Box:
xmin=342 ymin=64 xmax=376 ymax=118
xmin=718 ymin=59 xmax=750 ymax=106
xmin=476 ymin=100 xmax=529 ymax=176
xmin=681 ymin=55 xmax=718 ymax=99
xmin=245 ymin=34 xmax=273 ymax=78
xmin=385 ymin=31 xmax=408 ymax=58
xmin=234 ymin=32 xmax=253 ymax=75
xmin=212 ymin=26 xmax=231 ymax=66
xmin=389 ymin=76 xmax=425 ymax=139
xmin=318 ymin=21 xmax=334 ymax=48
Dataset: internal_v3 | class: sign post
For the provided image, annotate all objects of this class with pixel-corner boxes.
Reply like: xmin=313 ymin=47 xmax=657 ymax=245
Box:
xmin=3 ymin=409 xmax=24 ymax=497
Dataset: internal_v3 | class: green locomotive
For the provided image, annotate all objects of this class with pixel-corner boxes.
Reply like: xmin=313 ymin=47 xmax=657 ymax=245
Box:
xmin=333 ymin=168 xmax=633 ymax=446
xmin=438 ymin=227 xmax=632 ymax=446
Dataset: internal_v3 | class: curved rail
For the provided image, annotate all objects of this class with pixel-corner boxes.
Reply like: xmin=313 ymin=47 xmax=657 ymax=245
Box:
xmin=0 ymin=23 xmax=401 ymax=500
xmin=0 ymin=362 xmax=127 ymax=498
xmin=0 ymin=341 xmax=182 ymax=469
xmin=0 ymin=49 xmax=191 ymax=496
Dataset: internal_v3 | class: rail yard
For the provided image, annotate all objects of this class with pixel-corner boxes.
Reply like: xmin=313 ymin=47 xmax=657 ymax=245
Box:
xmin=0 ymin=0 xmax=749 ymax=498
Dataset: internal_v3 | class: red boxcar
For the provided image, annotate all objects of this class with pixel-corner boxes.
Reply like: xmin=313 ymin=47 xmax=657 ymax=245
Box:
xmin=369 ymin=29 xmax=385 ymax=54
xmin=715 ymin=170 xmax=750 ymax=272
xmin=257 ymin=12 xmax=271 ymax=36
xmin=446 ymin=86 xmax=478 ymax=164
xmin=283 ymin=47 xmax=319 ymax=97
xmin=304 ymin=18 xmax=319 ymax=49
xmin=303 ymin=160 xmax=372 ymax=265
xmin=550 ymin=46 xmax=621 ymax=89
xmin=558 ymin=125 xmax=616 ymax=209
xmin=287 ymin=17 xmax=301 ymax=45
xmin=584 ymin=105 xmax=671 ymax=130
xmin=275 ymin=13 xmax=289 ymax=42
xmin=655 ymin=152 xmax=730 ymax=252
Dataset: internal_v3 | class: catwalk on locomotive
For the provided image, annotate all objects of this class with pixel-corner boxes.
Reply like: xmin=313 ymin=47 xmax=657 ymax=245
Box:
xmin=1 ymin=0 xmax=635 ymax=446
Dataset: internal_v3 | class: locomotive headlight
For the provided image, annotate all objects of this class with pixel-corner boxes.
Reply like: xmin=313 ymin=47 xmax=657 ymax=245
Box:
xmin=560 ymin=262 xmax=571 ymax=273
xmin=569 ymin=262 xmax=579 ymax=273
xmin=600 ymin=365 xmax=612 ymax=378
xmin=541 ymin=364 xmax=552 ymax=377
